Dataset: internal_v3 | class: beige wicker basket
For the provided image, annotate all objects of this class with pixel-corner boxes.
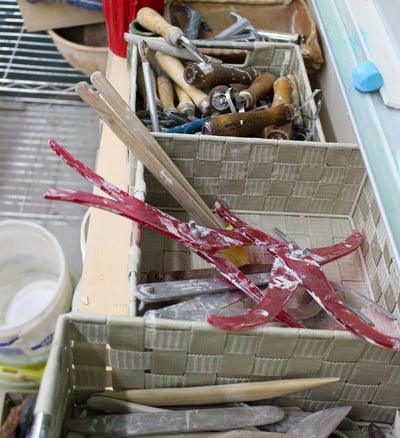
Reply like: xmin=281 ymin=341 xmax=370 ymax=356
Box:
xmin=32 ymin=141 xmax=400 ymax=434
xmin=32 ymin=139 xmax=400 ymax=435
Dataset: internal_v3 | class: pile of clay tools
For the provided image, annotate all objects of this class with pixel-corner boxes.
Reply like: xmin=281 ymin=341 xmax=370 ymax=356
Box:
xmin=125 ymin=7 xmax=321 ymax=140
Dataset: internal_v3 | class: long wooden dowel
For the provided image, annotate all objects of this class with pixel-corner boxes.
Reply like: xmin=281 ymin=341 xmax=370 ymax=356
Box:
xmin=89 ymin=71 xmax=223 ymax=228
xmin=75 ymin=77 xmax=222 ymax=229
xmin=96 ymin=377 xmax=340 ymax=406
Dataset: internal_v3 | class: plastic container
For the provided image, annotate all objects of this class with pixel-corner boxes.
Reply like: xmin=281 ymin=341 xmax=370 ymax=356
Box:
xmin=0 ymin=220 xmax=72 ymax=367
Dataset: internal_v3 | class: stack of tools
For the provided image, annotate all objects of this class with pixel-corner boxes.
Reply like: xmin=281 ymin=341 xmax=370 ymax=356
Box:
xmin=126 ymin=6 xmax=323 ymax=141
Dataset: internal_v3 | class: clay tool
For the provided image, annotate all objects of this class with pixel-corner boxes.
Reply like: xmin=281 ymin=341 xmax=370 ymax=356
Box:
xmin=164 ymin=116 xmax=212 ymax=134
xmin=87 ymin=396 xmax=166 ymax=414
xmin=136 ymin=7 xmax=217 ymax=64
xmin=174 ymin=83 xmax=196 ymax=116
xmin=156 ymin=73 xmax=176 ymax=115
xmin=184 ymin=62 xmax=258 ymax=88
xmin=146 ymin=263 xmax=272 ymax=282
xmin=262 ymin=77 xmax=295 ymax=140
xmin=201 ymin=104 xmax=294 ymax=137
xmin=156 ymin=74 xmax=194 ymax=126
xmin=236 ymin=72 xmax=277 ymax=110
xmin=64 ymin=405 xmax=285 ymax=437
xmin=138 ymin=40 xmax=160 ymax=132
xmin=125 ymin=33 xmax=201 ymax=62
xmin=155 ymin=51 xmax=210 ymax=114
xmin=96 ymin=378 xmax=340 ymax=406
xmin=286 ymin=406 xmax=352 ymax=438
xmin=144 ymin=290 xmax=247 ymax=321
xmin=136 ymin=271 xmax=270 ymax=303
xmin=175 ymin=3 xmax=211 ymax=40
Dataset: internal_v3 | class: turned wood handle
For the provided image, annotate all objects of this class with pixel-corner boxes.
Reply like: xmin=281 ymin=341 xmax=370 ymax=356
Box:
xmin=155 ymin=51 xmax=209 ymax=113
xmin=239 ymin=72 xmax=276 ymax=109
xmin=272 ymin=77 xmax=294 ymax=106
xmin=137 ymin=7 xmax=183 ymax=45
xmin=202 ymin=104 xmax=293 ymax=137
xmin=157 ymin=75 xmax=175 ymax=113
xmin=174 ymin=84 xmax=196 ymax=114
xmin=184 ymin=63 xmax=258 ymax=88
xmin=263 ymin=77 xmax=294 ymax=140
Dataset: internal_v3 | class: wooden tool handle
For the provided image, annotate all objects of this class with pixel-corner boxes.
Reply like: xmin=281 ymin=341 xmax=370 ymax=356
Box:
xmin=174 ymin=84 xmax=195 ymax=114
xmin=184 ymin=63 xmax=257 ymax=88
xmin=157 ymin=75 xmax=175 ymax=113
xmin=97 ymin=377 xmax=340 ymax=406
xmin=239 ymin=72 xmax=276 ymax=109
xmin=262 ymin=77 xmax=294 ymax=140
xmin=155 ymin=51 xmax=209 ymax=113
xmin=137 ymin=7 xmax=182 ymax=45
xmin=272 ymin=77 xmax=294 ymax=106
xmin=202 ymin=104 xmax=293 ymax=137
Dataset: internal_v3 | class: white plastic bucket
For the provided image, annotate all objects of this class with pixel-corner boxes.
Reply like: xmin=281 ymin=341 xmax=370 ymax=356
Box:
xmin=0 ymin=220 xmax=72 ymax=366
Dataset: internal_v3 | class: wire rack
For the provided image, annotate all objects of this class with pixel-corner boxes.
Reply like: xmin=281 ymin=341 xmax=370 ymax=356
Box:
xmin=0 ymin=0 xmax=90 ymax=100
xmin=0 ymin=0 xmax=100 ymax=277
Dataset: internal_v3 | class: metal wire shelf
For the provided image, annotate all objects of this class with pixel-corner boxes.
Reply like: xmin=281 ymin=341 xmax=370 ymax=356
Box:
xmin=0 ymin=0 xmax=89 ymax=100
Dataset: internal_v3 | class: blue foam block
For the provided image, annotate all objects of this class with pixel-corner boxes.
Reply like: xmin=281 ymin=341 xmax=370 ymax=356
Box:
xmin=352 ymin=61 xmax=384 ymax=92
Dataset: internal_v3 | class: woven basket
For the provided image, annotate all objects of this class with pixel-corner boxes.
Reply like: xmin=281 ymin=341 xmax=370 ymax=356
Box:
xmin=133 ymin=42 xmax=325 ymax=142
xmin=33 ymin=127 xmax=400 ymax=438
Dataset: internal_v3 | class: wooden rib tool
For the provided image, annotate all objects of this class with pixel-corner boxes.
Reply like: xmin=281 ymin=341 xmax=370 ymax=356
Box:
xmin=96 ymin=377 xmax=340 ymax=406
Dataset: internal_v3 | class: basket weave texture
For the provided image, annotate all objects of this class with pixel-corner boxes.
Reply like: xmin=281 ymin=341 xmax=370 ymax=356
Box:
xmin=35 ymin=311 xmax=400 ymax=437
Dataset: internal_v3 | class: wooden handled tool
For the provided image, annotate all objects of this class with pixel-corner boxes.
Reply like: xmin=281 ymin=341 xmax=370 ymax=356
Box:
xmin=202 ymin=104 xmax=293 ymax=137
xmin=86 ymin=396 xmax=285 ymax=437
xmin=76 ymin=72 xmax=222 ymax=229
xmin=137 ymin=7 xmax=211 ymax=64
xmin=155 ymin=51 xmax=209 ymax=113
xmin=238 ymin=72 xmax=276 ymax=109
xmin=263 ymin=77 xmax=295 ymax=140
xmin=184 ymin=62 xmax=258 ymax=88
xmin=138 ymin=40 xmax=160 ymax=132
xmin=174 ymin=83 xmax=196 ymax=115
xmin=96 ymin=377 xmax=340 ymax=406
xmin=156 ymin=74 xmax=176 ymax=113
xmin=137 ymin=7 xmax=182 ymax=44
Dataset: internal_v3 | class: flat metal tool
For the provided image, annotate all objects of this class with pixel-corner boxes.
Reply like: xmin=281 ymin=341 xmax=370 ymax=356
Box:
xmin=286 ymin=406 xmax=352 ymax=438
xmin=64 ymin=405 xmax=285 ymax=436
xmin=136 ymin=272 xmax=270 ymax=303
xmin=144 ymin=290 xmax=246 ymax=321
